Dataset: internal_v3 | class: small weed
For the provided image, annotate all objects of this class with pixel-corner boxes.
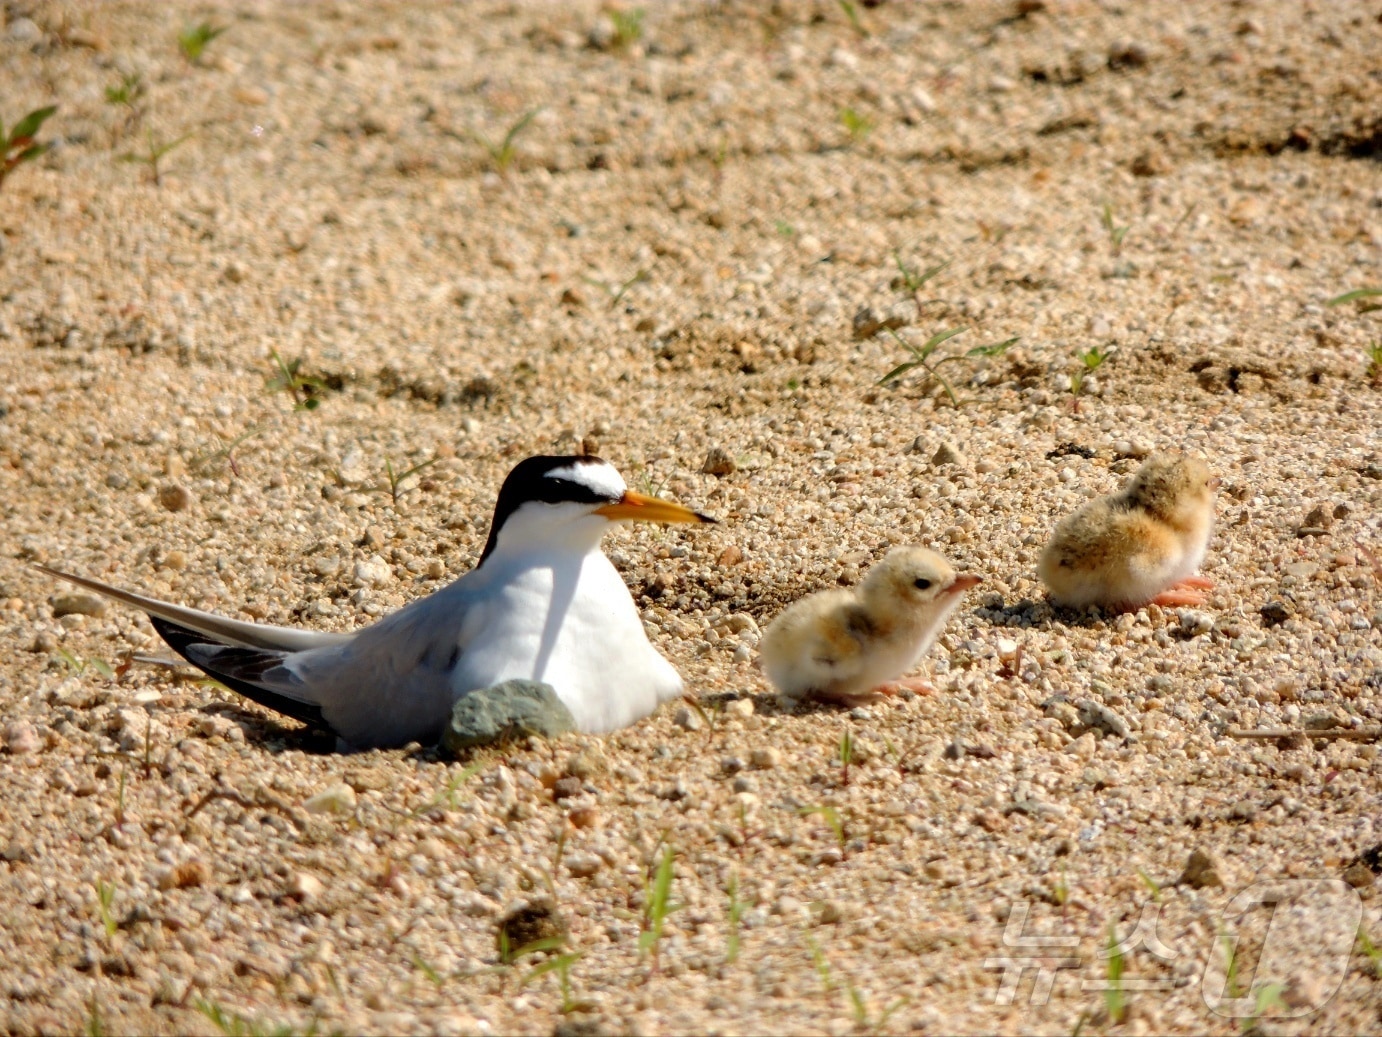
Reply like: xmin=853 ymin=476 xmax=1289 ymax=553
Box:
xmin=498 ymin=931 xmax=566 ymax=967
xmin=85 ymin=995 xmax=105 ymax=1037
xmin=680 ymin=693 xmax=723 ymax=736
xmin=837 ymin=0 xmax=869 ymax=37
xmin=1104 ymin=922 xmax=1127 ymax=1025
xmin=265 ymin=349 xmax=327 ymax=411
xmin=392 ymin=760 xmax=485 ymax=828
xmin=55 ymin=648 xmax=116 ymax=679
xmin=892 ymin=251 xmax=950 ymax=318
xmin=191 ymin=423 xmax=265 ymax=478
xmin=607 ymin=7 xmax=646 ymax=51
xmin=1 ymin=105 xmax=57 ymax=190
xmin=1069 ymin=344 xmax=1112 ymax=410
xmin=378 ymin=457 xmax=439 ymax=508
xmin=194 ymin=997 xmax=313 ymax=1037
xmin=1326 ymin=287 xmax=1382 ymax=311
xmin=725 ymin=870 xmax=744 ymax=964
xmin=1220 ymin=926 xmax=1242 ymax=1000
xmin=775 ymin=219 xmax=796 ymax=237
xmin=1357 ymin=926 xmax=1382 ymax=978
xmin=1365 ymin=343 xmax=1382 ymax=386
xmin=413 ymin=954 xmax=445 ymax=986
xmin=1101 ymin=202 xmax=1130 ymax=255
xmin=1242 ymin=982 xmax=1285 ymax=1035
xmin=179 ymin=21 xmax=228 ymax=64
xmin=878 ymin=326 xmax=1019 ymax=406
xmin=838 ymin=106 xmax=874 ymax=144
xmin=848 ymin=981 xmax=908 ymax=1035
xmin=838 ymin=727 xmax=855 ymax=785
xmin=119 ymin=129 xmax=193 ymax=187
xmin=104 ymin=70 xmax=146 ymax=138
xmin=95 ymin=880 xmax=118 ymax=938
xmin=582 ymin=267 xmax=651 ymax=309
xmin=472 ymin=108 xmax=540 ymax=175
xmin=1136 ymin=867 xmax=1162 ymax=903
xmin=798 ymin=804 xmax=848 ymax=857
xmin=1051 ymin=862 xmax=1070 ymax=907
xmin=523 ymin=951 xmax=591 ymax=1014
xmin=639 ymin=842 xmax=682 ymax=972
xmin=807 ymin=936 xmax=834 ymax=995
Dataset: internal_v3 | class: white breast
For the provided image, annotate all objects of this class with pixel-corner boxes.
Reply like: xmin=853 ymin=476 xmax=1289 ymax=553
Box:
xmin=454 ymin=549 xmax=682 ymax=733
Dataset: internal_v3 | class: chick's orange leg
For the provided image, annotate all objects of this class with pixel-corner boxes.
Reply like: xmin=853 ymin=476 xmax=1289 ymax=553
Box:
xmin=876 ymin=677 xmax=935 ymax=696
xmin=1149 ymin=587 xmax=1207 ymax=607
xmin=1175 ymin=575 xmax=1215 ymax=590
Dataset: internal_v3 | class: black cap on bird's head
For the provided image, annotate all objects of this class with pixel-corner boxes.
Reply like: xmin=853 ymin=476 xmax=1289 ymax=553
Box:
xmin=480 ymin=454 xmax=714 ymax=562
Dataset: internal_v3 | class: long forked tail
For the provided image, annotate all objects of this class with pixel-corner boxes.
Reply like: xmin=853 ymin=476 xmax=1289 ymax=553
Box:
xmin=149 ymin=616 xmax=328 ymax=731
xmin=35 ymin=564 xmax=349 ymax=653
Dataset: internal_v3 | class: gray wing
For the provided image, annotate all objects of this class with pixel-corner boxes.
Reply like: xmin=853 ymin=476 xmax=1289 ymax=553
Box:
xmin=36 ymin=565 xmax=349 ymax=652
xmin=40 ymin=564 xmax=473 ymax=748
xmin=286 ymin=586 xmax=478 ymax=747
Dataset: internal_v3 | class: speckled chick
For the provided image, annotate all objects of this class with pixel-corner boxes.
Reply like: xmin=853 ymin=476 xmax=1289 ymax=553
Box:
xmin=1038 ymin=453 xmax=1220 ymax=610
xmin=759 ymin=546 xmax=981 ymax=705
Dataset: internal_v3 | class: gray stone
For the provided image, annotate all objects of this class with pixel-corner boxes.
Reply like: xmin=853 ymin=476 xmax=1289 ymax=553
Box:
xmin=51 ymin=592 xmax=106 ymax=618
xmin=1077 ymin=698 xmax=1130 ymax=739
xmin=441 ymin=680 xmax=575 ymax=754
xmin=1178 ymin=848 xmax=1223 ymax=889
xmin=931 ymin=441 xmax=969 ymax=469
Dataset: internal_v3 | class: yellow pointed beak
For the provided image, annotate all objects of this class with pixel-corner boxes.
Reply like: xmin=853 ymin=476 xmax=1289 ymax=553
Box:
xmin=595 ymin=491 xmax=715 ymax=525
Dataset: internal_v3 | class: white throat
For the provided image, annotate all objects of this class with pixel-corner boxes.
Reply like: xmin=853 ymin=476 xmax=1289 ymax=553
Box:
xmin=486 ymin=501 xmax=611 ymax=568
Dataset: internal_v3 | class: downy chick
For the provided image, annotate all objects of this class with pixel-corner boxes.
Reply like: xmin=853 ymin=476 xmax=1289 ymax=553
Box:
xmin=1038 ymin=453 xmax=1219 ymax=610
xmin=759 ymin=546 xmax=981 ymax=705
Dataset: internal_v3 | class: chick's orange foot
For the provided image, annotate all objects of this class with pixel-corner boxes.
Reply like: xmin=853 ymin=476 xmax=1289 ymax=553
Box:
xmin=1149 ymin=576 xmax=1216 ymax=608
xmin=876 ymin=676 xmax=936 ymax=696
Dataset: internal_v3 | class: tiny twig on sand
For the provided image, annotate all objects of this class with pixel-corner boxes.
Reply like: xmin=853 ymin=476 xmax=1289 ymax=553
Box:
xmin=184 ymin=785 xmax=304 ymax=829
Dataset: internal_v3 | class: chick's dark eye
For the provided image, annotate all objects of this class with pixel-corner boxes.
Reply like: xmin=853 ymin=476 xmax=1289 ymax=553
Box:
xmin=913 ymin=578 xmax=933 ymax=590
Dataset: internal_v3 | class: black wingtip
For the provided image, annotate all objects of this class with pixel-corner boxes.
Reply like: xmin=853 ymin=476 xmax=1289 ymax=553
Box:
xmin=148 ymin=615 xmax=330 ymax=733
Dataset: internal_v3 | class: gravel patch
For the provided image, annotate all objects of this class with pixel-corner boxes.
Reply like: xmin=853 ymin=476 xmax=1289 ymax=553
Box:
xmin=1 ymin=1 xmax=1380 ymax=1034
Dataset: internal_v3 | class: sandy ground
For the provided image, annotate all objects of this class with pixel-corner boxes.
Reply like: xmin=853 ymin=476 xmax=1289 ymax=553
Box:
xmin=2 ymin=1 xmax=1381 ymax=1034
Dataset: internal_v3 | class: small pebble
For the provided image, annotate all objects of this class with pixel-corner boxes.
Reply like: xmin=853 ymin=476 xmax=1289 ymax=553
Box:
xmin=567 ymin=805 xmax=599 ymax=829
xmin=931 ymin=441 xmax=968 ymax=469
xmin=289 ymin=872 xmax=324 ymax=901
xmin=157 ymin=484 xmax=193 ymax=512
xmin=564 ymin=853 xmax=602 ymax=878
xmin=50 ymin=593 xmax=106 ymax=619
xmin=702 ymin=448 xmax=736 ymax=476
xmin=750 ymin=747 xmax=780 ymax=769
xmin=304 ymin=783 xmax=358 ymax=814
xmin=1179 ymin=848 xmax=1223 ymax=889
xmin=5 ymin=722 xmax=41 ymax=755
xmin=551 ymin=776 xmax=583 ymax=801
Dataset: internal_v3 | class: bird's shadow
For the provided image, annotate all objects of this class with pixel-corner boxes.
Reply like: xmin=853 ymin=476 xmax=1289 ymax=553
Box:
xmin=196 ymin=702 xmax=340 ymax=755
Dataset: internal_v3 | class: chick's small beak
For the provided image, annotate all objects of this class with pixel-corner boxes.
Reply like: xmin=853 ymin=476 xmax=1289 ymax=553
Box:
xmin=595 ymin=490 xmax=716 ymax=525
xmin=947 ymin=574 xmax=983 ymax=593
xmin=1208 ymin=476 xmax=1223 ymax=491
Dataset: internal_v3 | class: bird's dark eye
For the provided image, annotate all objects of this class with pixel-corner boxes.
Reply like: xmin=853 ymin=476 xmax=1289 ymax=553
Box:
xmin=914 ymin=578 xmax=933 ymax=590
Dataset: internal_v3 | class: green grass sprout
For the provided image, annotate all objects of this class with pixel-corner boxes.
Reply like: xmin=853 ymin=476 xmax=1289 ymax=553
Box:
xmin=179 ymin=21 xmax=228 ymax=64
xmin=472 ymin=108 xmax=540 ymax=175
xmin=878 ymin=327 xmax=1019 ymax=406
xmin=1 ymin=105 xmax=57 ymax=190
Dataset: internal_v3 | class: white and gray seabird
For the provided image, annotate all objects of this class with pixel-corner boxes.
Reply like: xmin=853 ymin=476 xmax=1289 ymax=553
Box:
xmin=38 ymin=455 xmax=713 ymax=747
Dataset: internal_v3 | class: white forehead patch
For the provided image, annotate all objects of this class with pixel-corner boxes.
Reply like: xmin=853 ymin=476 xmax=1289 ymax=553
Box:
xmin=547 ymin=460 xmax=626 ymax=500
